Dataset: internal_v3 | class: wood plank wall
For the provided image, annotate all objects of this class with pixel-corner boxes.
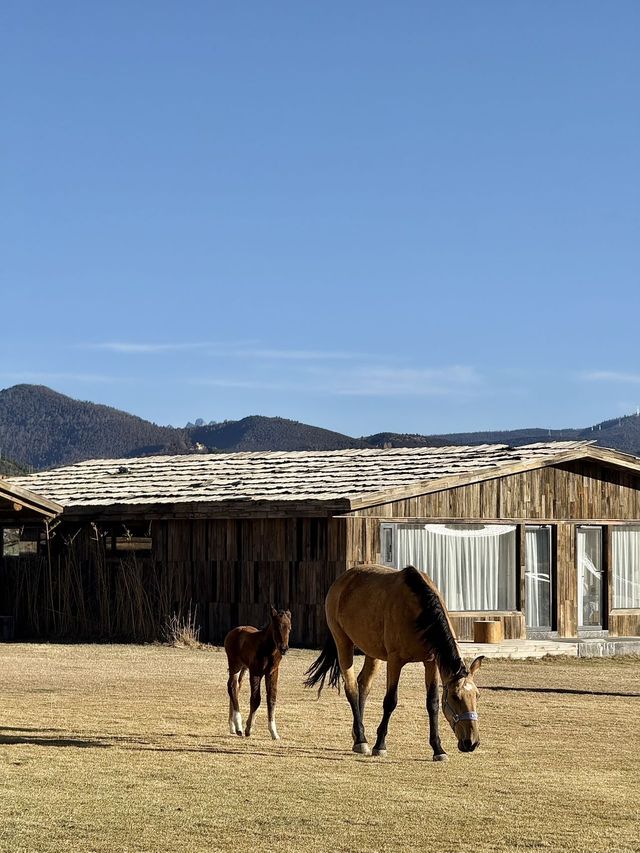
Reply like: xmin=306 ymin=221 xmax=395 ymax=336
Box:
xmin=151 ymin=517 xmax=348 ymax=646
xmin=0 ymin=517 xmax=349 ymax=647
xmin=351 ymin=460 xmax=640 ymax=521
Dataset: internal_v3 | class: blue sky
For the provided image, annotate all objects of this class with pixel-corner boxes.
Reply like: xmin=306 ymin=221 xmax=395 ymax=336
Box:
xmin=2 ymin=2 xmax=639 ymax=436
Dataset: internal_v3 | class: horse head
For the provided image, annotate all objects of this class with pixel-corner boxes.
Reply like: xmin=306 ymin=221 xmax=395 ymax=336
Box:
xmin=270 ymin=606 xmax=292 ymax=655
xmin=442 ymin=655 xmax=484 ymax=752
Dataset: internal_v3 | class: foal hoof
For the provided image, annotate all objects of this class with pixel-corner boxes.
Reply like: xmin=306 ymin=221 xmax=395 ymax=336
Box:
xmin=433 ymin=753 xmax=449 ymax=762
xmin=372 ymin=747 xmax=387 ymax=758
xmin=352 ymin=742 xmax=371 ymax=756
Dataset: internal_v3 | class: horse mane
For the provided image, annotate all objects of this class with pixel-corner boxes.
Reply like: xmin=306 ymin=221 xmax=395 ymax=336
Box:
xmin=402 ymin=565 xmax=466 ymax=678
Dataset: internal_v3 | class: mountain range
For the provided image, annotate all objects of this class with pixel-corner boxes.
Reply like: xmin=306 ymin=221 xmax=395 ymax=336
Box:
xmin=2 ymin=383 xmax=640 ymax=472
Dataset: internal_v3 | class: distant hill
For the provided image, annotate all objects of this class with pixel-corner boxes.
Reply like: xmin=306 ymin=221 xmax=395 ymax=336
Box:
xmin=363 ymin=414 xmax=640 ymax=454
xmin=189 ymin=415 xmax=368 ymax=452
xmin=3 ymin=383 xmax=640 ymax=471
xmin=0 ymin=385 xmax=189 ymax=469
xmin=0 ymin=455 xmax=28 ymax=477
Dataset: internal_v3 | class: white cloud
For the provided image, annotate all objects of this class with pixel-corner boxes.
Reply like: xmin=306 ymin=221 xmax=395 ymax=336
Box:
xmin=0 ymin=372 xmax=125 ymax=384
xmin=582 ymin=370 xmax=640 ymax=384
xmin=82 ymin=341 xmax=369 ymax=360
xmin=191 ymin=364 xmax=481 ymax=398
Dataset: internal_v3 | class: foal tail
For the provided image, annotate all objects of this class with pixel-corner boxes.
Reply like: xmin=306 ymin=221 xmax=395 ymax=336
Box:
xmin=304 ymin=633 xmax=341 ymax=698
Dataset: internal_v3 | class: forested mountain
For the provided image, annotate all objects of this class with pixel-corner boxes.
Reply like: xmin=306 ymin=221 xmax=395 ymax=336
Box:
xmin=0 ymin=385 xmax=189 ymax=469
xmin=3 ymin=383 xmax=640 ymax=471
xmin=190 ymin=416 xmax=367 ymax=452
xmin=363 ymin=414 xmax=640 ymax=454
xmin=0 ymin=455 xmax=27 ymax=477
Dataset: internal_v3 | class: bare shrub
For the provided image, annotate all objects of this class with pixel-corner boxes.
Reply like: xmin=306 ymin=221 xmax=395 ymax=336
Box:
xmin=162 ymin=604 xmax=202 ymax=648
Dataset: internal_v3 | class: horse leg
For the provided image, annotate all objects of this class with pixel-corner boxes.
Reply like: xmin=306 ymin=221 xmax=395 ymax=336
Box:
xmin=244 ymin=673 xmax=262 ymax=737
xmin=227 ymin=667 xmax=244 ymax=736
xmin=265 ymin=666 xmax=280 ymax=740
xmin=425 ymin=662 xmax=448 ymax=761
xmin=355 ymin=655 xmax=382 ymax=740
xmin=372 ymin=655 xmax=404 ymax=757
xmin=332 ymin=627 xmax=369 ymax=755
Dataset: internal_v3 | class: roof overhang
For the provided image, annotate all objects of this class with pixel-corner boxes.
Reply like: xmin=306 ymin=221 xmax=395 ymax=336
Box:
xmin=49 ymin=497 xmax=353 ymax=521
xmin=0 ymin=478 xmax=63 ymax=523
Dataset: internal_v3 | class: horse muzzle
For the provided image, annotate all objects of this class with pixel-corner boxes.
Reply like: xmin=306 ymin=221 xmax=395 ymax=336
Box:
xmin=458 ymin=738 xmax=479 ymax=753
xmin=279 ymin=645 xmax=289 ymax=655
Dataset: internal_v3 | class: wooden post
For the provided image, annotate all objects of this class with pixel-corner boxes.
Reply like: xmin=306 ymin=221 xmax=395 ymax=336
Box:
xmin=473 ymin=620 xmax=504 ymax=643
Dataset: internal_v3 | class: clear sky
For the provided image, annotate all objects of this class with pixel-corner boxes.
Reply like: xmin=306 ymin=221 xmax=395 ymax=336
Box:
xmin=2 ymin=2 xmax=639 ymax=436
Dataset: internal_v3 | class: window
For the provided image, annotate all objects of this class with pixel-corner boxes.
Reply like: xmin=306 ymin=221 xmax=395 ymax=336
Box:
xmin=100 ymin=524 xmax=152 ymax=556
xmin=525 ymin=526 xmax=552 ymax=628
xmin=577 ymin=526 xmax=603 ymax=628
xmin=380 ymin=522 xmax=516 ymax=611
xmin=380 ymin=524 xmax=395 ymax=565
xmin=1 ymin=526 xmax=46 ymax=557
xmin=611 ymin=525 xmax=640 ymax=609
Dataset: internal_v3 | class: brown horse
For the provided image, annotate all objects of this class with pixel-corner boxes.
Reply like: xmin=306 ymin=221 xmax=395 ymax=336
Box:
xmin=305 ymin=564 xmax=483 ymax=760
xmin=224 ymin=607 xmax=292 ymax=740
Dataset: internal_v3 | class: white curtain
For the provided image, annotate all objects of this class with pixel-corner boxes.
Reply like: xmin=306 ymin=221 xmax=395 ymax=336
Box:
xmin=577 ymin=527 xmax=603 ymax=627
xmin=394 ymin=524 xmax=516 ymax=611
xmin=611 ymin=525 xmax=640 ymax=609
xmin=525 ymin=527 xmax=552 ymax=628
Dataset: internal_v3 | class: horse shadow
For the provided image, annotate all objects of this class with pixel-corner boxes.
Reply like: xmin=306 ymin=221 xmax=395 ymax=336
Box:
xmin=0 ymin=726 xmax=348 ymax=760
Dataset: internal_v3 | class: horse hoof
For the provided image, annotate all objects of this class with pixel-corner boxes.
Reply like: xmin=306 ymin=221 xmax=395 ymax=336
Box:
xmin=433 ymin=753 xmax=449 ymax=762
xmin=236 ymin=730 xmax=244 ymax=737
xmin=352 ymin=742 xmax=371 ymax=756
xmin=372 ymin=747 xmax=387 ymax=757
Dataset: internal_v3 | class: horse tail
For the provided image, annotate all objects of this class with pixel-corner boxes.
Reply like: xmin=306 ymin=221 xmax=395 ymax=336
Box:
xmin=304 ymin=632 xmax=341 ymax=697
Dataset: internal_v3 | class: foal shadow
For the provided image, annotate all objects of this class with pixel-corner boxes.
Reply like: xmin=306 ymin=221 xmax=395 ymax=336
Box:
xmin=0 ymin=730 xmax=111 ymax=749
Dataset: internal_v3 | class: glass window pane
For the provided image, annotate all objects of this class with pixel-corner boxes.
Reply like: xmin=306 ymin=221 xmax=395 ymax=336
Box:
xmin=611 ymin=525 xmax=640 ymax=609
xmin=394 ymin=523 xmax=516 ymax=611
xmin=577 ymin=527 xmax=603 ymax=628
xmin=525 ymin=526 xmax=552 ymax=628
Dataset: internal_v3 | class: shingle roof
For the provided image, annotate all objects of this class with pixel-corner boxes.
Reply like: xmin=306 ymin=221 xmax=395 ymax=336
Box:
xmin=9 ymin=441 xmax=592 ymax=510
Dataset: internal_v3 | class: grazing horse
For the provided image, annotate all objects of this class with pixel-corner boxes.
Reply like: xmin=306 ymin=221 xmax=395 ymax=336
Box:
xmin=224 ymin=607 xmax=292 ymax=740
xmin=305 ymin=564 xmax=483 ymax=760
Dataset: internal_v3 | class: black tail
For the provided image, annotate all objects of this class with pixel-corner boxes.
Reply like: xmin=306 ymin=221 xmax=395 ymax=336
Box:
xmin=304 ymin=633 xmax=341 ymax=697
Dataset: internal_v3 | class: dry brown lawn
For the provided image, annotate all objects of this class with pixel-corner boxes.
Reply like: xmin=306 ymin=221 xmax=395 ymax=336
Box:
xmin=0 ymin=644 xmax=639 ymax=853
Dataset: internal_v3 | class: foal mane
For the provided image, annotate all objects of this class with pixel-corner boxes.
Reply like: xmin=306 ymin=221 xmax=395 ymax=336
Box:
xmin=402 ymin=566 xmax=466 ymax=678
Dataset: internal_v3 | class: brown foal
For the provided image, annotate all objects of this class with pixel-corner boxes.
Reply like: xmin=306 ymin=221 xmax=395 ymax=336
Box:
xmin=224 ymin=607 xmax=292 ymax=739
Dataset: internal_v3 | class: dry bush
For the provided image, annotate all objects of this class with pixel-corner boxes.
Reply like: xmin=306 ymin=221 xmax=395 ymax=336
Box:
xmin=161 ymin=604 xmax=202 ymax=648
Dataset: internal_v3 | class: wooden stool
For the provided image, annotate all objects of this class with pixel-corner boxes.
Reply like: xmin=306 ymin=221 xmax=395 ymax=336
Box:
xmin=473 ymin=619 xmax=504 ymax=644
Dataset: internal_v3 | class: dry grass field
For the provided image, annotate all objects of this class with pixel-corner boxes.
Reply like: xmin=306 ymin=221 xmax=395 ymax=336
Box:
xmin=0 ymin=644 xmax=639 ymax=853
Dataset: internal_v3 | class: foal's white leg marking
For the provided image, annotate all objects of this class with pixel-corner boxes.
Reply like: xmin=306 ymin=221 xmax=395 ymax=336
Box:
xmin=268 ymin=717 xmax=280 ymax=740
xmin=232 ymin=711 xmax=243 ymax=735
xmin=228 ymin=717 xmax=237 ymax=735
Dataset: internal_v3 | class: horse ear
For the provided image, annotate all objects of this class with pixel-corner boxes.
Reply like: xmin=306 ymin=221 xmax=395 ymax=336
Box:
xmin=270 ymin=604 xmax=277 ymax=617
xmin=469 ymin=655 xmax=485 ymax=677
xmin=285 ymin=610 xmax=291 ymax=618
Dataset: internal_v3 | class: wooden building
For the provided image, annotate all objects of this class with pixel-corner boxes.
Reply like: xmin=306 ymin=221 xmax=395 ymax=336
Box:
xmin=2 ymin=441 xmax=640 ymax=646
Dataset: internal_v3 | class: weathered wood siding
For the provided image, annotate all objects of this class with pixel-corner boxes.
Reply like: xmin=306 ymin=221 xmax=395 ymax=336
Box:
xmin=609 ymin=610 xmax=640 ymax=637
xmin=0 ymin=517 xmax=349 ymax=647
xmin=449 ymin=612 xmax=526 ymax=642
xmin=351 ymin=461 xmax=640 ymax=521
xmin=152 ymin=518 xmax=347 ymax=646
